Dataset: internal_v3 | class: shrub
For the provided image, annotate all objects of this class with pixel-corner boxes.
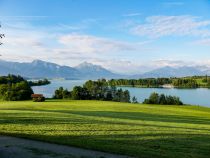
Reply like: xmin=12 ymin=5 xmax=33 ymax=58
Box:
xmin=143 ymin=93 xmax=183 ymax=105
xmin=33 ymin=97 xmax=45 ymax=102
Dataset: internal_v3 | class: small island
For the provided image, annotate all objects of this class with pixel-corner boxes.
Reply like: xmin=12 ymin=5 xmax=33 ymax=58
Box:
xmin=28 ymin=79 xmax=51 ymax=86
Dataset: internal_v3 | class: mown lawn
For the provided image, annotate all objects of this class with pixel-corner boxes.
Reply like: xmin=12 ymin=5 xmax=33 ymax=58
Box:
xmin=0 ymin=100 xmax=210 ymax=158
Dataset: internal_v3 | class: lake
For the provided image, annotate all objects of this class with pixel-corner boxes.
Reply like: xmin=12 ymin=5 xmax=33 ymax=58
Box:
xmin=32 ymin=80 xmax=210 ymax=107
xmin=32 ymin=79 xmax=85 ymax=98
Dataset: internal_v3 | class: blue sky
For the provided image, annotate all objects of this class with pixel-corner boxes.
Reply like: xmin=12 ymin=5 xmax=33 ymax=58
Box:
xmin=0 ymin=0 xmax=210 ymax=74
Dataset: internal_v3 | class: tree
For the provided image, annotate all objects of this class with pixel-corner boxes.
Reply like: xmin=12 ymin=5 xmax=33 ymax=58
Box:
xmin=202 ymin=75 xmax=208 ymax=83
xmin=62 ymin=89 xmax=71 ymax=99
xmin=132 ymin=96 xmax=138 ymax=103
xmin=71 ymin=86 xmax=90 ymax=100
xmin=148 ymin=92 xmax=159 ymax=104
xmin=0 ymin=80 xmax=33 ymax=101
xmin=207 ymin=78 xmax=210 ymax=87
xmin=143 ymin=93 xmax=183 ymax=105
xmin=53 ymin=87 xmax=71 ymax=99
xmin=53 ymin=80 xmax=131 ymax=103
xmin=0 ymin=74 xmax=25 ymax=84
xmin=104 ymin=90 xmax=113 ymax=101
xmin=53 ymin=87 xmax=65 ymax=99
xmin=112 ymin=88 xmax=123 ymax=102
xmin=159 ymin=94 xmax=166 ymax=104
xmin=122 ymin=90 xmax=130 ymax=102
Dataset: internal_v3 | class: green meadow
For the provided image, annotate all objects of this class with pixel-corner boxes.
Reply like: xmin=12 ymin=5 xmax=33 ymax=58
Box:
xmin=0 ymin=100 xmax=210 ymax=158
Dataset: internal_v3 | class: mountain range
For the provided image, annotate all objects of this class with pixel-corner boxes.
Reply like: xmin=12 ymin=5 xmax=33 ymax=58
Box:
xmin=131 ymin=66 xmax=206 ymax=78
xmin=0 ymin=59 xmax=121 ymax=79
xmin=0 ymin=59 xmax=209 ymax=79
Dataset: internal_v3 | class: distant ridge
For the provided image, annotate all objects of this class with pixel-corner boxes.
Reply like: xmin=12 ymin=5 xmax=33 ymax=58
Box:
xmin=0 ymin=59 xmax=209 ymax=79
xmin=75 ymin=62 xmax=118 ymax=79
xmin=130 ymin=66 xmax=205 ymax=78
xmin=0 ymin=59 xmax=121 ymax=79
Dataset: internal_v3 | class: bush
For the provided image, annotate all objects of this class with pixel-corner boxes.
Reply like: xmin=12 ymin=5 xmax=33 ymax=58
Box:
xmin=33 ymin=97 xmax=45 ymax=102
xmin=143 ymin=92 xmax=183 ymax=105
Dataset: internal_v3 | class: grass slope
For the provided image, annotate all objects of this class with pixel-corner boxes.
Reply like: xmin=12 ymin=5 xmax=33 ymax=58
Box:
xmin=0 ymin=100 xmax=210 ymax=158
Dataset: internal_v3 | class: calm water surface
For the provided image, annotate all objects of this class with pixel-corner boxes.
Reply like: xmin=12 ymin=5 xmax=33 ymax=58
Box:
xmin=32 ymin=80 xmax=210 ymax=107
xmin=32 ymin=80 xmax=85 ymax=98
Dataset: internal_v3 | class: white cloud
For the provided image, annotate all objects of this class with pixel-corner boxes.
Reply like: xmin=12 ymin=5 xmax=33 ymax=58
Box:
xmin=163 ymin=2 xmax=184 ymax=7
xmin=123 ymin=13 xmax=141 ymax=17
xmin=131 ymin=15 xmax=210 ymax=38
xmin=192 ymin=38 xmax=210 ymax=46
xmin=0 ymin=16 xmax=48 ymax=19
xmin=2 ymin=18 xmax=210 ymax=75
xmin=83 ymin=59 xmax=210 ymax=74
xmin=57 ymin=24 xmax=83 ymax=30
xmin=0 ymin=21 xmax=152 ymax=73
xmin=151 ymin=59 xmax=210 ymax=70
xmin=4 ymin=36 xmax=44 ymax=47
xmin=89 ymin=58 xmax=146 ymax=74
xmin=152 ymin=59 xmax=186 ymax=67
xmin=58 ymin=33 xmax=135 ymax=54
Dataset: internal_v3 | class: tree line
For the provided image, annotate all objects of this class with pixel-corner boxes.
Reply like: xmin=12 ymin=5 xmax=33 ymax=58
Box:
xmin=201 ymin=75 xmax=210 ymax=87
xmin=28 ymin=79 xmax=51 ymax=86
xmin=0 ymin=74 xmax=25 ymax=84
xmin=172 ymin=79 xmax=198 ymax=88
xmin=53 ymin=79 xmax=131 ymax=103
xmin=108 ymin=76 xmax=210 ymax=88
xmin=109 ymin=78 xmax=171 ymax=88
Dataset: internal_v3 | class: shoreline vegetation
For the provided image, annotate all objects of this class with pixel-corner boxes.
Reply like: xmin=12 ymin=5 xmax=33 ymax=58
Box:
xmin=0 ymin=74 xmax=184 ymax=106
xmin=53 ymin=79 xmax=131 ymax=103
xmin=3 ymin=74 xmax=210 ymax=105
xmin=108 ymin=76 xmax=210 ymax=89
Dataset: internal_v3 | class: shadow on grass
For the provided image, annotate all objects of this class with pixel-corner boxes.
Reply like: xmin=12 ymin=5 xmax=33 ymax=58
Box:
xmin=30 ymin=109 xmax=210 ymax=126
xmin=1 ymin=108 xmax=210 ymax=158
xmin=1 ymin=110 xmax=210 ymax=132
xmin=1 ymin=132 xmax=210 ymax=158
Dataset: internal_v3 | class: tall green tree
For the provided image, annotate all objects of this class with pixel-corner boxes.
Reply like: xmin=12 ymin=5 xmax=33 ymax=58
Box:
xmin=71 ymin=86 xmax=90 ymax=100
xmin=132 ymin=96 xmax=138 ymax=103
xmin=53 ymin=80 xmax=131 ymax=103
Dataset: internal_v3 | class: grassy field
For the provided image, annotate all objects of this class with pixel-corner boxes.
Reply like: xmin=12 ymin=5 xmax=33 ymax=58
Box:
xmin=0 ymin=100 xmax=210 ymax=158
xmin=195 ymin=78 xmax=208 ymax=86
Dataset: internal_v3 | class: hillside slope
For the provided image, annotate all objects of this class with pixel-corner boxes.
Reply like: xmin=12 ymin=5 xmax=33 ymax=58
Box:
xmin=0 ymin=100 xmax=210 ymax=158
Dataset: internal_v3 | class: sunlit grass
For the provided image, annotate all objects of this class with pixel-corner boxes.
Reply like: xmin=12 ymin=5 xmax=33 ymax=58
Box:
xmin=0 ymin=100 xmax=210 ymax=158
